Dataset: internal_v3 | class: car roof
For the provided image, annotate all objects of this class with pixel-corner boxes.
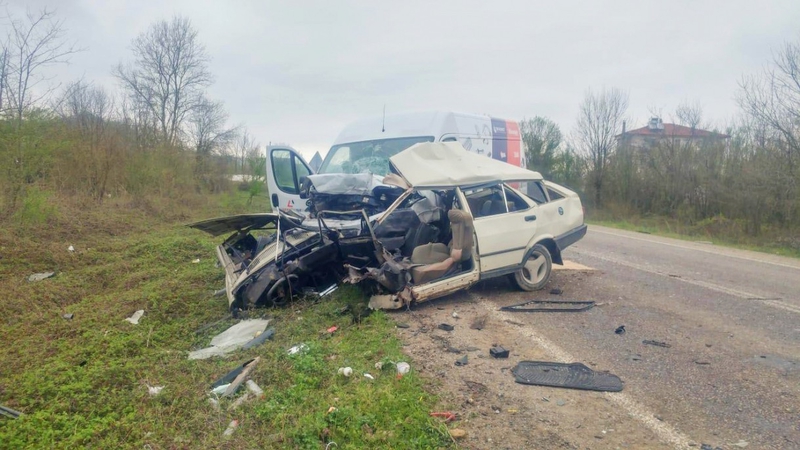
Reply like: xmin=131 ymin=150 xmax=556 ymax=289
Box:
xmin=389 ymin=142 xmax=542 ymax=189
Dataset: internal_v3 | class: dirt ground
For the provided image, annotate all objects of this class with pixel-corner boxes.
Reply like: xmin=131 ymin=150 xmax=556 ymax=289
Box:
xmin=393 ymin=268 xmax=673 ymax=450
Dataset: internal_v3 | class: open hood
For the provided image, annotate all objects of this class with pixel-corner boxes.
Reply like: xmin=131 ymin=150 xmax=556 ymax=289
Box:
xmin=188 ymin=213 xmax=283 ymax=236
xmin=389 ymin=142 xmax=543 ymax=188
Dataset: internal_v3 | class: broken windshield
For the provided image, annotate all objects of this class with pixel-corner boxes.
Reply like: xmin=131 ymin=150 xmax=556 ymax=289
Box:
xmin=319 ymin=136 xmax=434 ymax=176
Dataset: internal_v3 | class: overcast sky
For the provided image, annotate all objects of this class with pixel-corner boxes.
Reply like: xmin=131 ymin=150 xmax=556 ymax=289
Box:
xmin=7 ymin=0 xmax=800 ymax=159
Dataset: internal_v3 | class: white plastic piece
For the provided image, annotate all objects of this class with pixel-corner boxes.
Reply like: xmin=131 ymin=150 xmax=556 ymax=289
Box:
xmin=337 ymin=367 xmax=353 ymax=377
xmin=364 ymin=373 xmax=374 ymax=380
xmin=396 ymin=362 xmax=410 ymax=375
xmin=125 ymin=310 xmax=145 ymax=325
xmin=68 ymin=245 xmax=75 ymax=252
xmin=147 ymin=385 xmax=164 ymax=396
xmin=287 ymin=343 xmax=309 ymax=355
xmin=211 ymin=383 xmax=231 ymax=396
xmin=245 ymin=380 xmax=264 ymax=398
xmin=374 ymin=362 xmax=383 ymax=370
xmin=223 ymin=420 xmax=238 ymax=437
xmin=192 ymin=259 xmax=200 ymax=263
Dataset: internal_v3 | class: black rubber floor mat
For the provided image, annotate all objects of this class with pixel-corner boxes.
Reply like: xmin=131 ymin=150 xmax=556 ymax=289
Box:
xmin=511 ymin=361 xmax=624 ymax=392
xmin=500 ymin=300 xmax=595 ymax=312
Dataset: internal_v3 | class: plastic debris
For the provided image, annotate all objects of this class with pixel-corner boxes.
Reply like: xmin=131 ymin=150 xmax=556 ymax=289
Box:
xmin=68 ymin=245 xmax=75 ymax=252
xmin=211 ymin=383 xmax=231 ymax=396
xmin=430 ymin=411 xmax=456 ymax=422
xmin=62 ymin=313 xmax=74 ymax=320
xmin=327 ymin=326 xmax=338 ymax=333
xmin=490 ymin=346 xmax=510 ymax=358
xmin=375 ymin=362 xmax=384 ymax=370
xmin=28 ymin=272 xmax=55 ymax=282
xmin=437 ymin=323 xmax=455 ymax=332
xmin=395 ymin=323 xmax=410 ymax=329
xmin=549 ymin=288 xmax=563 ymax=295
xmin=188 ymin=319 xmax=271 ymax=360
xmin=396 ymin=362 xmax=410 ymax=375
xmin=451 ymin=311 xmax=459 ymax=319
xmin=615 ymin=325 xmax=626 ymax=335
xmin=223 ymin=357 xmax=260 ymax=397
xmin=455 ymin=355 xmax=468 ymax=366
xmin=192 ymin=259 xmax=200 ymax=263
xmin=287 ymin=343 xmax=309 ymax=355
xmin=337 ymin=367 xmax=353 ymax=377
xmin=147 ymin=385 xmax=164 ymax=396
xmin=222 ymin=420 xmax=239 ymax=437
xmin=125 ymin=310 xmax=145 ymax=325
xmin=241 ymin=327 xmax=275 ymax=350
xmin=730 ymin=441 xmax=749 ymax=448
xmin=327 ymin=406 xmax=337 ymax=414
xmin=363 ymin=373 xmax=374 ymax=380
xmin=0 ymin=405 xmax=22 ymax=419
xmin=246 ymin=380 xmax=264 ymax=398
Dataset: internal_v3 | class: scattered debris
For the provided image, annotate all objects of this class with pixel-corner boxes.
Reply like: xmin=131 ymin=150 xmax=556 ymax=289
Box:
xmin=246 ymin=380 xmax=264 ymax=398
xmin=188 ymin=319 xmax=271 ymax=360
xmin=549 ymin=288 xmax=563 ymax=295
xmin=228 ymin=392 xmax=252 ymax=410
xmin=455 ymin=355 xmax=469 ymax=366
xmin=287 ymin=343 xmax=308 ymax=355
xmin=642 ymin=340 xmax=671 ymax=348
xmin=28 ymin=271 xmax=55 ymax=282
xmin=438 ymin=323 xmax=455 ymax=332
xmin=396 ymin=362 xmax=411 ymax=375
xmin=430 ymin=411 xmax=456 ymax=422
xmin=211 ymin=384 xmax=230 ymax=396
xmin=694 ymin=360 xmax=711 ymax=365
xmin=147 ymin=385 xmax=164 ymax=396
xmin=68 ymin=245 xmax=75 ymax=252
xmin=500 ymin=300 xmax=595 ymax=312
xmin=449 ymin=428 xmax=467 ymax=439
xmin=192 ymin=258 xmax=200 ymax=263
xmin=222 ymin=357 xmax=260 ymax=397
xmin=327 ymin=326 xmax=338 ymax=333
xmin=222 ymin=419 xmax=239 ymax=438
xmin=363 ymin=373 xmax=374 ymax=380
xmin=62 ymin=313 xmax=74 ymax=320
xmin=338 ymin=367 xmax=353 ymax=377
xmin=395 ymin=323 xmax=410 ymax=329
xmin=125 ymin=310 xmax=145 ymax=325
xmin=700 ymin=444 xmax=723 ymax=450
xmin=451 ymin=311 xmax=459 ymax=319
xmin=511 ymin=361 xmax=624 ymax=392
xmin=327 ymin=406 xmax=337 ymax=414
xmin=730 ymin=440 xmax=749 ymax=448
xmin=470 ymin=314 xmax=488 ymax=330
xmin=211 ymin=359 xmax=255 ymax=393
xmin=375 ymin=362 xmax=384 ymax=371
xmin=0 ymin=405 xmax=22 ymax=419
xmin=241 ymin=328 xmax=275 ymax=350
xmin=615 ymin=325 xmax=626 ymax=335
xmin=490 ymin=346 xmax=510 ymax=359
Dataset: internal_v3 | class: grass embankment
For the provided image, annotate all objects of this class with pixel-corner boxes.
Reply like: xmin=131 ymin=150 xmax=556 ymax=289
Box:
xmin=0 ymin=192 xmax=450 ymax=449
xmin=588 ymin=215 xmax=800 ymax=259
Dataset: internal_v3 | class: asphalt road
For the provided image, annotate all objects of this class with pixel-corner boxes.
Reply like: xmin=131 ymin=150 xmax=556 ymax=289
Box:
xmin=477 ymin=225 xmax=800 ymax=449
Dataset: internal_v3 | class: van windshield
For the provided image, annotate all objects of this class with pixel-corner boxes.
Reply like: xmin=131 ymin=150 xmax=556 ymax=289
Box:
xmin=319 ymin=136 xmax=434 ymax=176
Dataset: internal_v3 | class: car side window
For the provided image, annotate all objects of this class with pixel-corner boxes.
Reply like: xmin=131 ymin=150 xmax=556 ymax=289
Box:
xmin=546 ymin=187 xmax=564 ymax=200
xmin=272 ymin=149 xmax=298 ymax=194
xmin=464 ymin=184 xmax=507 ymax=218
xmin=502 ymin=185 xmax=530 ymax=212
xmin=522 ymin=181 xmax=548 ymax=204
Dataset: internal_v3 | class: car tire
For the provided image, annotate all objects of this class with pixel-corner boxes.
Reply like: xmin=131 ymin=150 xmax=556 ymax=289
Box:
xmin=511 ymin=244 xmax=552 ymax=291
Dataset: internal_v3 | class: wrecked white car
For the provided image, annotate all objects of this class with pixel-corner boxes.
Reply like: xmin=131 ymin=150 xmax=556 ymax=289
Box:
xmin=189 ymin=142 xmax=586 ymax=312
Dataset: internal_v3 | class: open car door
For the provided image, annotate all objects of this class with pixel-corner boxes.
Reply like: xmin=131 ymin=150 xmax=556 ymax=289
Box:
xmin=265 ymin=145 xmax=314 ymax=213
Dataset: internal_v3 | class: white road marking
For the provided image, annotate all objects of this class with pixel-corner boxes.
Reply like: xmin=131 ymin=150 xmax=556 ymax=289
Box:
xmin=480 ymin=300 xmax=694 ymax=450
xmin=572 ymin=248 xmax=800 ymax=315
xmin=590 ymin=228 xmax=800 ymax=271
xmin=554 ymin=260 xmax=595 ymax=271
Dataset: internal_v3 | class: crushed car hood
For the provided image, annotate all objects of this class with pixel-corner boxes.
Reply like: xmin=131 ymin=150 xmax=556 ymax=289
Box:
xmin=389 ymin=141 xmax=543 ymax=188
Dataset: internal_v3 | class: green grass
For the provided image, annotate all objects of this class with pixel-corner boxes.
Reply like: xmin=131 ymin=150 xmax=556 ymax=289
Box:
xmin=589 ymin=217 xmax=800 ymax=259
xmin=0 ymin=192 xmax=451 ymax=449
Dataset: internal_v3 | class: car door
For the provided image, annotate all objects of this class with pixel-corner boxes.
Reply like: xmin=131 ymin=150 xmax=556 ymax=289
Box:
xmin=463 ymin=183 xmax=537 ymax=274
xmin=265 ymin=145 xmax=314 ymax=213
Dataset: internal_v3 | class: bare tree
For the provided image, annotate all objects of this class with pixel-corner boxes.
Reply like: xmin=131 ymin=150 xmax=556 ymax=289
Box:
xmin=574 ymin=87 xmax=629 ymax=207
xmin=0 ymin=45 xmax=8 ymax=114
xmin=188 ymin=97 xmax=237 ymax=157
xmin=675 ymin=100 xmax=704 ymax=129
xmin=4 ymin=8 xmax=80 ymax=121
xmin=115 ymin=16 xmax=211 ymax=145
xmin=520 ymin=116 xmax=561 ymax=177
xmin=234 ymin=129 xmax=259 ymax=174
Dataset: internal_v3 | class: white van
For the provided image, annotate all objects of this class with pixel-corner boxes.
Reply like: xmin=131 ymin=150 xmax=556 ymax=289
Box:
xmin=265 ymin=110 xmax=528 ymax=212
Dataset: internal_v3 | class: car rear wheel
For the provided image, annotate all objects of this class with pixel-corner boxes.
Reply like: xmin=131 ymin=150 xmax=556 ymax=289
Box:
xmin=511 ymin=244 xmax=552 ymax=291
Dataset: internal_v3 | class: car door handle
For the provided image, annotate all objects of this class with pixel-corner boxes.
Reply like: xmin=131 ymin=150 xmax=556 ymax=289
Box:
xmin=525 ymin=215 xmax=537 ymax=222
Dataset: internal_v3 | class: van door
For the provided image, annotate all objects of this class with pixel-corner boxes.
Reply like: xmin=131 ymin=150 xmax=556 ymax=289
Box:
xmin=265 ymin=145 xmax=313 ymax=213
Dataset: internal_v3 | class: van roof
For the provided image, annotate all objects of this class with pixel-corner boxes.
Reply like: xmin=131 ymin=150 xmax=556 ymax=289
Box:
xmin=332 ymin=110 xmax=514 ymax=145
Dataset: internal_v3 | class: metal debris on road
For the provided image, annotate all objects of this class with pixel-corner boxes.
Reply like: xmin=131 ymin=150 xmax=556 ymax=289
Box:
xmin=125 ymin=310 xmax=145 ymax=325
xmin=642 ymin=340 xmax=671 ymax=348
xmin=437 ymin=323 xmax=455 ymax=332
xmin=28 ymin=271 xmax=55 ymax=282
xmin=615 ymin=325 xmax=626 ymax=335
xmin=490 ymin=346 xmax=510 ymax=358
xmin=511 ymin=361 xmax=624 ymax=392
xmin=455 ymin=355 xmax=468 ymax=366
xmin=500 ymin=300 xmax=595 ymax=312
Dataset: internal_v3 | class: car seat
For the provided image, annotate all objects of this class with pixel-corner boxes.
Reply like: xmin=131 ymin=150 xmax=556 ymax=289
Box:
xmin=409 ymin=209 xmax=474 ymax=284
